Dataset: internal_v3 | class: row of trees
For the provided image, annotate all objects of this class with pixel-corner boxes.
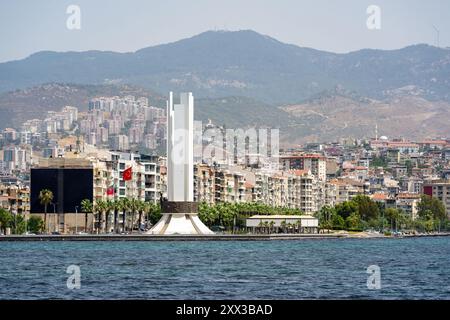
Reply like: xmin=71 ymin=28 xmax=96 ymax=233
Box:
xmin=37 ymin=187 xmax=163 ymax=234
xmin=316 ymin=195 xmax=449 ymax=233
xmin=8 ymin=187 xmax=449 ymax=235
xmin=38 ymin=189 xmax=54 ymax=232
xmin=83 ymin=200 xmax=303 ymax=234
xmin=80 ymin=198 xmax=161 ymax=234
xmin=0 ymin=208 xmax=45 ymax=235
xmin=198 ymin=202 xmax=303 ymax=232
xmin=0 ymin=201 xmax=302 ymax=235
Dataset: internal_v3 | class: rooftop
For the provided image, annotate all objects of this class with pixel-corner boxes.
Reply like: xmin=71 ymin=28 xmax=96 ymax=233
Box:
xmin=34 ymin=158 xmax=93 ymax=169
xmin=248 ymin=215 xmax=317 ymax=219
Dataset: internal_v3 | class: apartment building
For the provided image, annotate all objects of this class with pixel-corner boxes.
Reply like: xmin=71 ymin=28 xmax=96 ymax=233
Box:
xmin=93 ymin=151 xmax=160 ymax=203
xmin=396 ymin=193 xmax=420 ymax=220
xmin=0 ymin=184 xmax=30 ymax=214
xmin=194 ymin=163 xmax=216 ymax=204
xmin=281 ymin=154 xmax=327 ymax=181
xmin=214 ymin=167 xmax=246 ymax=203
xmin=423 ymin=180 xmax=450 ymax=217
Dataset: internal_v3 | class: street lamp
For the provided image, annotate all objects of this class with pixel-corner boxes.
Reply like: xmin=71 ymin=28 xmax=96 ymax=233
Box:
xmin=75 ymin=206 xmax=78 ymax=234
xmin=51 ymin=202 xmax=57 ymax=233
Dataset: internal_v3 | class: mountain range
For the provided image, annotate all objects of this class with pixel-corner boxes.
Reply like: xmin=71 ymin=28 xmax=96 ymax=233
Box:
xmin=1 ymin=30 xmax=450 ymax=104
xmin=1 ymin=30 xmax=450 ymax=144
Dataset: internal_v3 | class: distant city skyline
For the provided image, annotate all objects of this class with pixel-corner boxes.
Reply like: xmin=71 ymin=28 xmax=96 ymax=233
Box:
xmin=0 ymin=0 xmax=449 ymax=63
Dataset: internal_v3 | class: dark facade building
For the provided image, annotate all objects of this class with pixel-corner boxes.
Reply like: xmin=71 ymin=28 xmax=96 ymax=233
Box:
xmin=30 ymin=159 xmax=93 ymax=214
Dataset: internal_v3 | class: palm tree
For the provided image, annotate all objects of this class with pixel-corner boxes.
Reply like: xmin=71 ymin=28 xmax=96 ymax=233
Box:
xmin=280 ymin=220 xmax=287 ymax=234
xmin=287 ymin=222 xmax=293 ymax=234
xmin=129 ymin=198 xmax=140 ymax=233
xmin=294 ymin=221 xmax=301 ymax=234
xmin=263 ymin=221 xmax=270 ymax=234
xmin=95 ymin=200 xmax=108 ymax=233
xmin=257 ymin=221 xmax=264 ymax=234
xmin=121 ymin=198 xmax=131 ymax=233
xmin=39 ymin=189 xmax=53 ymax=233
xmin=80 ymin=199 xmax=92 ymax=233
xmin=113 ymin=199 xmax=123 ymax=234
xmin=92 ymin=201 xmax=99 ymax=234
xmin=137 ymin=201 xmax=148 ymax=232
xmin=105 ymin=200 xmax=115 ymax=233
xmin=269 ymin=221 xmax=275 ymax=234
xmin=229 ymin=203 xmax=238 ymax=233
xmin=150 ymin=202 xmax=160 ymax=227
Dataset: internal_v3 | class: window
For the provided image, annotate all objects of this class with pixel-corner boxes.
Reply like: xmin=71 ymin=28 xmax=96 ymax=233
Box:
xmin=119 ymin=189 xmax=125 ymax=196
xmin=119 ymin=163 xmax=125 ymax=170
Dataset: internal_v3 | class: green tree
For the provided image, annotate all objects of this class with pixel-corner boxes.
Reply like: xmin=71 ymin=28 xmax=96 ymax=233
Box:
xmin=105 ymin=200 xmax=115 ymax=233
xmin=384 ymin=208 xmax=400 ymax=231
xmin=13 ymin=214 xmax=27 ymax=234
xmin=418 ymin=195 xmax=446 ymax=221
xmin=422 ymin=218 xmax=435 ymax=232
xmin=136 ymin=201 xmax=146 ymax=231
xmin=94 ymin=200 xmax=107 ymax=233
xmin=129 ymin=198 xmax=141 ymax=232
xmin=353 ymin=195 xmax=380 ymax=221
xmin=27 ymin=216 xmax=44 ymax=234
xmin=370 ymin=156 xmax=388 ymax=168
xmin=111 ymin=199 xmax=125 ymax=233
xmin=404 ymin=160 xmax=413 ymax=175
xmin=144 ymin=202 xmax=161 ymax=226
xmin=316 ymin=205 xmax=335 ymax=232
xmin=398 ymin=212 xmax=413 ymax=231
xmin=0 ymin=208 xmax=13 ymax=235
xmin=39 ymin=189 xmax=53 ymax=233
xmin=346 ymin=212 xmax=362 ymax=230
xmin=199 ymin=202 xmax=216 ymax=227
xmin=335 ymin=201 xmax=358 ymax=219
xmin=80 ymin=199 xmax=93 ymax=233
xmin=120 ymin=198 xmax=131 ymax=233
xmin=332 ymin=214 xmax=345 ymax=230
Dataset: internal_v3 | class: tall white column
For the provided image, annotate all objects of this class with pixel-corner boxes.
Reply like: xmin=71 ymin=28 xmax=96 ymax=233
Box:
xmin=167 ymin=92 xmax=194 ymax=202
xmin=148 ymin=92 xmax=213 ymax=235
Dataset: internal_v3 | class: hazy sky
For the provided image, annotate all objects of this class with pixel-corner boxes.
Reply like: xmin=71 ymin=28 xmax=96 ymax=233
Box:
xmin=0 ymin=0 xmax=448 ymax=62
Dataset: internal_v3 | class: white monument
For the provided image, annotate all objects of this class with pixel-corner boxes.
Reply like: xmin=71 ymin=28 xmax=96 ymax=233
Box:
xmin=147 ymin=92 xmax=213 ymax=235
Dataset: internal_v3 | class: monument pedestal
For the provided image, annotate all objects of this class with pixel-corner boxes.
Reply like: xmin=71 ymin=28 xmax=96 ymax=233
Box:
xmin=147 ymin=201 xmax=214 ymax=235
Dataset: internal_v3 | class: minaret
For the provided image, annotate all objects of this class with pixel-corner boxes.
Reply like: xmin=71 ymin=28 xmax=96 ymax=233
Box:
xmin=147 ymin=92 xmax=213 ymax=235
xmin=375 ymin=123 xmax=378 ymax=140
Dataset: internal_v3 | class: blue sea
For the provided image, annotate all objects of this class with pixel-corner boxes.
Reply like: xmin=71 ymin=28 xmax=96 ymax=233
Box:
xmin=0 ymin=237 xmax=449 ymax=299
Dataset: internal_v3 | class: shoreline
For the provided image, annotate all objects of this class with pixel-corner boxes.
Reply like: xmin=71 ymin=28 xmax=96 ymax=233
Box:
xmin=0 ymin=232 xmax=449 ymax=241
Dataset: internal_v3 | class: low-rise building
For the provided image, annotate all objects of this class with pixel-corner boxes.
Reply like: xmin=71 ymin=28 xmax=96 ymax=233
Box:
xmin=245 ymin=215 xmax=319 ymax=233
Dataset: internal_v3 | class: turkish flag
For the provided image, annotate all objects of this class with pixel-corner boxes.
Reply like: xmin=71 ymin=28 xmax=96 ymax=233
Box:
xmin=123 ymin=167 xmax=132 ymax=181
xmin=106 ymin=186 xmax=114 ymax=195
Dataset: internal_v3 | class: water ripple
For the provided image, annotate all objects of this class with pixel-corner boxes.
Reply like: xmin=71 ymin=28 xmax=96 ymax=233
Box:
xmin=0 ymin=237 xmax=449 ymax=299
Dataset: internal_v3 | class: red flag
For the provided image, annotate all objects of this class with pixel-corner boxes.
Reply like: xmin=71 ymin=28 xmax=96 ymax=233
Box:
xmin=106 ymin=186 xmax=114 ymax=195
xmin=122 ymin=167 xmax=132 ymax=181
